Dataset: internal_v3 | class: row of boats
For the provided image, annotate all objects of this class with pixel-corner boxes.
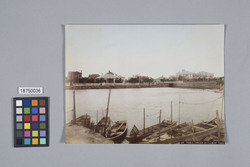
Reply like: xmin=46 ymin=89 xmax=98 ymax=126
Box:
xmin=95 ymin=115 xmax=224 ymax=144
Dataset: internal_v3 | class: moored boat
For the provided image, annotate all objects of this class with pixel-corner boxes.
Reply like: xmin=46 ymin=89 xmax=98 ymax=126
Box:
xmin=142 ymin=117 xmax=224 ymax=144
xmin=106 ymin=120 xmax=128 ymax=143
xmin=125 ymin=120 xmax=177 ymax=143
xmin=95 ymin=116 xmax=111 ymax=137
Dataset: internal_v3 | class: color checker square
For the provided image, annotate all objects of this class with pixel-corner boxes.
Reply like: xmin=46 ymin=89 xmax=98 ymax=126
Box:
xmin=16 ymin=108 xmax=22 ymax=114
xmin=32 ymin=107 xmax=38 ymax=114
xmin=32 ymin=123 xmax=38 ymax=129
xmin=32 ymin=138 xmax=38 ymax=145
xmin=16 ymin=139 xmax=23 ymax=145
xmin=24 ymin=131 xmax=30 ymax=137
xmin=16 ymin=100 xmax=22 ymax=106
xmin=16 ymin=131 xmax=23 ymax=137
xmin=16 ymin=115 xmax=22 ymax=122
xmin=32 ymin=100 xmax=38 ymax=106
xmin=24 ymin=108 xmax=30 ymax=114
xmin=32 ymin=130 xmax=38 ymax=137
xmin=40 ymin=115 xmax=46 ymax=121
xmin=39 ymin=100 xmax=45 ymax=106
xmin=16 ymin=123 xmax=22 ymax=130
xmin=24 ymin=138 xmax=30 ymax=145
xmin=24 ymin=100 xmax=30 ymax=106
xmin=32 ymin=115 xmax=38 ymax=122
xmin=40 ymin=138 xmax=46 ymax=145
xmin=14 ymin=97 xmax=49 ymax=147
xmin=40 ymin=123 xmax=46 ymax=129
xmin=24 ymin=115 xmax=30 ymax=122
xmin=40 ymin=130 xmax=46 ymax=137
xmin=39 ymin=107 xmax=46 ymax=114
xmin=24 ymin=123 xmax=30 ymax=129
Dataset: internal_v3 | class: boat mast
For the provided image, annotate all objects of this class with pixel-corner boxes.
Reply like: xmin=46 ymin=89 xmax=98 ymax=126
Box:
xmin=158 ymin=110 xmax=162 ymax=140
xmin=104 ymin=89 xmax=111 ymax=136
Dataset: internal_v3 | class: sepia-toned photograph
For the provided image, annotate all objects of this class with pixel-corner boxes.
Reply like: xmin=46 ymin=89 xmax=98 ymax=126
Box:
xmin=65 ymin=25 xmax=225 ymax=144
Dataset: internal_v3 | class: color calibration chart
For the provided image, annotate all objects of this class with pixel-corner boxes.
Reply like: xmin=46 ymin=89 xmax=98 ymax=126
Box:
xmin=14 ymin=97 xmax=49 ymax=147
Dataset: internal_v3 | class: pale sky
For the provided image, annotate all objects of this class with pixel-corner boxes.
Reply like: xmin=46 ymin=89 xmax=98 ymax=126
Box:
xmin=65 ymin=25 xmax=224 ymax=78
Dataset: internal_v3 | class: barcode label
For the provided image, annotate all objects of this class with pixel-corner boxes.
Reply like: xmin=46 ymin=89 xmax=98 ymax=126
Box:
xmin=18 ymin=87 xmax=43 ymax=94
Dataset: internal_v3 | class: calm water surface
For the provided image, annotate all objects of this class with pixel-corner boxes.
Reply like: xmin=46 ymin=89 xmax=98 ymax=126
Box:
xmin=66 ymin=88 xmax=223 ymax=131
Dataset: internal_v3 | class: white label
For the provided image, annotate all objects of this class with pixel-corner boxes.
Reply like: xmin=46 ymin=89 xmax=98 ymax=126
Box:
xmin=18 ymin=87 xmax=43 ymax=94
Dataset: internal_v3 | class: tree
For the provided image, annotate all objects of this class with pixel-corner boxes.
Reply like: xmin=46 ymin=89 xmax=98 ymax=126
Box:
xmin=128 ymin=77 xmax=139 ymax=83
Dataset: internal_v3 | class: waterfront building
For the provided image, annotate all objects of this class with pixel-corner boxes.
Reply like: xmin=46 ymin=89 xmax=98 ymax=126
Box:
xmin=67 ymin=71 xmax=82 ymax=83
xmin=176 ymin=69 xmax=193 ymax=80
xmin=98 ymin=70 xmax=125 ymax=83
xmin=198 ymin=71 xmax=214 ymax=79
xmin=176 ymin=69 xmax=214 ymax=80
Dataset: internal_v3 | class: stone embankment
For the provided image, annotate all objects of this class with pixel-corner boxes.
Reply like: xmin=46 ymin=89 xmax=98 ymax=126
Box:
xmin=66 ymin=81 xmax=221 ymax=90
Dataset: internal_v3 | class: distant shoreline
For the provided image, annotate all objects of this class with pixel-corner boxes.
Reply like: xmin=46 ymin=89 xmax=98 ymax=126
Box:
xmin=65 ymin=81 xmax=222 ymax=90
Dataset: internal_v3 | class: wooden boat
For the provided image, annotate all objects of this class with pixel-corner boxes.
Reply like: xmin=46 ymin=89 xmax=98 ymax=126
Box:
xmin=142 ymin=118 xmax=224 ymax=144
xmin=106 ymin=120 xmax=128 ymax=143
xmin=74 ymin=114 xmax=91 ymax=128
xmin=141 ymin=122 xmax=192 ymax=143
xmin=125 ymin=120 xmax=177 ymax=143
xmin=96 ymin=89 xmax=128 ymax=143
xmin=95 ymin=116 xmax=111 ymax=137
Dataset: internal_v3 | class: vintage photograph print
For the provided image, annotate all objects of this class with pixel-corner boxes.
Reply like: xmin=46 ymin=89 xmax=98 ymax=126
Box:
xmin=65 ymin=25 xmax=225 ymax=144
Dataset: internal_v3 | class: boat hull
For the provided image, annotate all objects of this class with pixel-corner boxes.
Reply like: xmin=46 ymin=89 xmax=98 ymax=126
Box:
xmin=106 ymin=120 xmax=128 ymax=143
xmin=126 ymin=121 xmax=177 ymax=143
xmin=145 ymin=119 xmax=224 ymax=144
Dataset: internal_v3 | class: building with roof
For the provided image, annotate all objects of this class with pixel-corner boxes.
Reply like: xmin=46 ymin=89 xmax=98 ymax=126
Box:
xmin=67 ymin=71 xmax=82 ymax=83
xmin=97 ymin=70 xmax=125 ymax=83
xmin=198 ymin=71 xmax=214 ymax=79
xmin=176 ymin=69 xmax=194 ymax=80
xmin=176 ymin=69 xmax=214 ymax=80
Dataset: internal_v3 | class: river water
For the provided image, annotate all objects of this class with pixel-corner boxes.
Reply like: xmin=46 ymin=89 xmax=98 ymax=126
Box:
xmin=65 ymin=88 xmax=223 ymax=132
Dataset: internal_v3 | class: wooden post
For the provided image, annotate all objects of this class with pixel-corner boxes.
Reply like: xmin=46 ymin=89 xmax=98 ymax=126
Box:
xmin=192 ymin=120 xmax=194 ymax=141
xmin=221 ymin=89 xmax=224 ymax=120
xmin=171 ymin=101 xmax=173 ymax=123
xmin=216 ymin=110 xmax=221 ymax=140
xmin=143 ymin=108 xmax=145 ymax=134
xmin=179 ymin=96 xmax=181 ymax=125
xmin=158 ymin=110 xmax=162 ymax=140
xmin=85 ymin=113 xmax=88 ymax=127
xmin=170 ymin=101 xmax=173 ymax=141
xmin=104 ymin=89 xmax=111 ymax=136
xmin=96 ymin=110 xmax=98 ymax=124
xmin=72 ymin=90 xmax=76 ymax=123
xmin=170 ymin=127 xmax=172 ymax=140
